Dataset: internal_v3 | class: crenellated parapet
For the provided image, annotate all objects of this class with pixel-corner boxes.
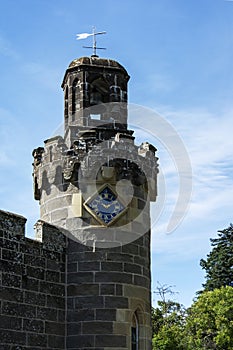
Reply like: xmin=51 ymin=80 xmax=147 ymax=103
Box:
xmin=32 ymin=127 xmax=158 ymax=233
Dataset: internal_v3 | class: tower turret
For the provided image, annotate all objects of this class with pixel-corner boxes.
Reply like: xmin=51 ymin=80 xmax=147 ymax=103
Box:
xmin=61 ymin=56 xmax=130 ymax=146
xmin=32 ymin=55 xmax=158 ymax=350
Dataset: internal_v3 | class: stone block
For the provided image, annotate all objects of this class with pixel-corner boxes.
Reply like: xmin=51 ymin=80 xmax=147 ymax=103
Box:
xmin=95 ymin=272 xmax=132 ymax=284
xmin=39 ymin=281 xmax=65 ymax=296
xmin=67 ymin=283 xmax=99 ymax=296
xmin=2 ymin=249 xmax=23 ymax=264
xmin=124 ymin=262 xmax=142 ymax=274
xmin=24 ymin=291 xmax=46 ymax=306
xmin=75 ymin=296 xmax=104 ymax=309
xmin=45 ymin=321 xmax=65 ymax=335
xmin=47 ymin=259 xmax=65 ymax=272
xmin=2 ymin=302 xmax=36 ymax=318
xmin=24 ymin=254 xmax=46 ymax=268
xmin=2 ymin=239 xmax=19 ymax=251
xmin=116 ymin=284 xmax=123 ymax=296
xmin=20 ymin=241 xmax=40 ymax=255
xmin=23 ymin=318 xmax=44 ymax=333
xmin=0 ymin=260 xmax=23 ymax=275
xmin=46 ymin=270 xmax=60 ymax=283
xmin=123 ymin=285 xmax=149 ymax=300
xmin=66 ymin=335 xmax=95 ymax=348
xmin=26 ymin=266 xmax=45 ymax=280
xmin=22 ymin=276 xmax=39 ymax=291
xmin=101 ymin=261 xmax=123 ymax=272
xmin=58 ymin=309 xmax=66 ymax=322
xmin=134 ymin=255 xmax=146 ymax=266
xmin=122 ymin=243 xmax=139 ymax=255
xmin=113 ymin=321 xmax=130 ymax=335
xmin=67 ymin=322 xmax=82 ymax=336
xmin=0 ymin=210 xmax=26 ymax=236
xmin=37 ymin=307 xmax=58 ymax=321
xmin=47 ymin=295 xmax=65 ymax=309
xmin=133 ymin=275 xmax=150 ymax=289
xmin=0 ymin=315 xmax=22 ymax=330
xmin=107 ymin=252 xmax=134 ymax=263
xmin=82 ymin=321 xmax=113 ymax=334
xmin=95 ymin=334 xmax=126 ymax=347
xmin=78 ymin=261 xmax=100 ymax=271
xmin=0 ymin=330 xmax=26 ymax=345
xmin=100 ymin=284 xmax=115 ymax=295
xmin=71 ymin=193 xmax=83 ymax=217
xmin=67 ymin=272 xmax=94 ymax=284
xmin=105 ymin=296 xmax=129 ymax=309
xmin=0 ymin=286 xmax=24 ymax=302
xmin=67 ymin=309 xmax=94 ymax=322
xmin=27 ymin=333 xmax=47 ymax=347
xmin=96 ymin=308 xmax=116 ymax=321
xmin=48 ymin=335 xmax=65 ymax=349
xmin=2 ymin=273 xmax=21 ymax=288
xmin=67 ymin=262 xmax=77 ymax=272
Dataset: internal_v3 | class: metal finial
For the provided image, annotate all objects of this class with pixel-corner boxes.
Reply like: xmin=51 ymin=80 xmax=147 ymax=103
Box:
xmin=76 ymin=26 xmax=106 ymax=57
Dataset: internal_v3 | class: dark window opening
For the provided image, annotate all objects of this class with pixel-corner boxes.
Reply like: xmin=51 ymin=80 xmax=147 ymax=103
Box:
xmin=131 ymin=313 xmax=139 ymax=350
xmin=131 ymin=326 xmax=137 ymax=350
xmin=72 ymin=79 xmax=80 ymax=116
xmin=64 ymin=87 xmax=68 ymax=122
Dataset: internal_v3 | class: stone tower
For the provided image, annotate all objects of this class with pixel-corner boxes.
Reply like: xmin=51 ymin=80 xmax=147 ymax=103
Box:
xmin=32 ymin=55 xmax=158 ymax=349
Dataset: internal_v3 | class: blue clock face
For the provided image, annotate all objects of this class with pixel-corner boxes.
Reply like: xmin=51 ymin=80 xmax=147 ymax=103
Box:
xmin=85 ymin=185 xmax=126 ymax=225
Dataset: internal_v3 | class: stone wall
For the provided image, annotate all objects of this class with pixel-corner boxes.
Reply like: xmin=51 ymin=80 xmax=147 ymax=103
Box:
xmin=66 ymin=231 xmax=152 ymax=350
xmin=0 ymin=210 xmax=66 ymax=350
xmin=0 ymin=210 xmax=152 ymax=350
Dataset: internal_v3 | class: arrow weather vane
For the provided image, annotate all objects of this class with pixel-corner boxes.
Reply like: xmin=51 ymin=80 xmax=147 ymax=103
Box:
xmin=76 ymin=27 xmax=106 ymax=57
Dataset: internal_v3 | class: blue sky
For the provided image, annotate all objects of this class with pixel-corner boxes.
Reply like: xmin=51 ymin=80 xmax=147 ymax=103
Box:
xmin=0 ymin=0 xmax=233 ymax=307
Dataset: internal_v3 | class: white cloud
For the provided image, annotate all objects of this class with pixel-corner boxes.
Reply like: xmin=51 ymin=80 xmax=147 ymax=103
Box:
xmin=149 ymin=105 xmax=233 ymax=258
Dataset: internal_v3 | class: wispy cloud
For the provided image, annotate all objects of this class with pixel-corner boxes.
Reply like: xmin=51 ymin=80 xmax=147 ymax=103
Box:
xmin=149 ymin=105 xmax=233 ymax=258
xmin=0 ymin=35 xmax=20 ymax=60
xmin=21 ymin=62 xmax=62 ymax=91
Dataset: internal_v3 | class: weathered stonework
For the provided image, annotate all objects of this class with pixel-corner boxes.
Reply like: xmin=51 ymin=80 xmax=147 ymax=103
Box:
xmin=0 ymin=210 xmax=152 ymax=349
xmin=0 ymin=210 xmax=66 ymax=350
xmin=1 ymin=56 xmax=158 ymax=349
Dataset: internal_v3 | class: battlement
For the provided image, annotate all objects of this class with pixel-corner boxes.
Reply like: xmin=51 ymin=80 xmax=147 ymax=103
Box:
xmin=0 ymin=210 xmax=67 ymax=349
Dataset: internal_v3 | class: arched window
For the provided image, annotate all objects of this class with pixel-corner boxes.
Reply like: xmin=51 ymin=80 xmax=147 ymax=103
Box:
xmin=131 ymin=312 xmax=139 ymax=350
xmin=72 ymin=78 xmax=80 ymax=117
xmin=64 ymin=87 xmax=68 ymax=125
xmin=90 ymin=86 xmax=103 ymax=106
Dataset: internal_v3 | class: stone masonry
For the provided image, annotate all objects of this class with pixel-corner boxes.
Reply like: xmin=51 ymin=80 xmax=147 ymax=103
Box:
xmin=0 ymin=55 xmax=158 ymax=349
xmin=0 ymin=210 xmax=66 ymax=349
xmin=0 ymin=209 xmax=152 ymax=349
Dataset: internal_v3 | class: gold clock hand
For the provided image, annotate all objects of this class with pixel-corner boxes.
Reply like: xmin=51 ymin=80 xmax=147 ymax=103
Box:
xmin=102 ymin=203 xmax=112 ymax=209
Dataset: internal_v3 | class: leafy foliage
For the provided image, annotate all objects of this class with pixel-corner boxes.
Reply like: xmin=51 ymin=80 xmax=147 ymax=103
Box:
xmin=152 ymin=284 xmax=187 ymax=350
xmin=185 ymin=286 xmax=233 ymax=349
xmin=152 ymin=300 xmax=187 ymax=350
xmin=200 ymin=224 xmax=233 ymax=291
xmin=152 ymin=224 xmax=233 ymax=349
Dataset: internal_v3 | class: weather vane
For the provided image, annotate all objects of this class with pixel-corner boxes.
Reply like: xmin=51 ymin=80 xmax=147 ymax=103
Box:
xmin=76 ymin=27 xmax=106 ymax=57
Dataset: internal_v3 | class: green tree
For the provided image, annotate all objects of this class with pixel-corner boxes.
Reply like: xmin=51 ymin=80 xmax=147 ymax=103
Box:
xmin=152 ymin=301 xmax=187 ymax=350
xmin=152 ymin=283 xmax=187 ymax=350
xmin=185 ymin=286 xmax=233 ymax=350
xmin=200 ymin=224 xmax=233 ymax=291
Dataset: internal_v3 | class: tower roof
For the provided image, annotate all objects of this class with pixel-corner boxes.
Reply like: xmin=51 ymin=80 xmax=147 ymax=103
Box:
xmin=62 ymin=56 xmax=129 ymax=88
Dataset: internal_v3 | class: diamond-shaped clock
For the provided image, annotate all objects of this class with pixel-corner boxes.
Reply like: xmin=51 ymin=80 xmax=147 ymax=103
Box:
xmin=84 ymin=184 xmax=127 ymax=226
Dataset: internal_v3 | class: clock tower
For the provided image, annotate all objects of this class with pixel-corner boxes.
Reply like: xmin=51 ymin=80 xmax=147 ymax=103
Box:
xmin=33 ymin=55 xmax=158 ymax=349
